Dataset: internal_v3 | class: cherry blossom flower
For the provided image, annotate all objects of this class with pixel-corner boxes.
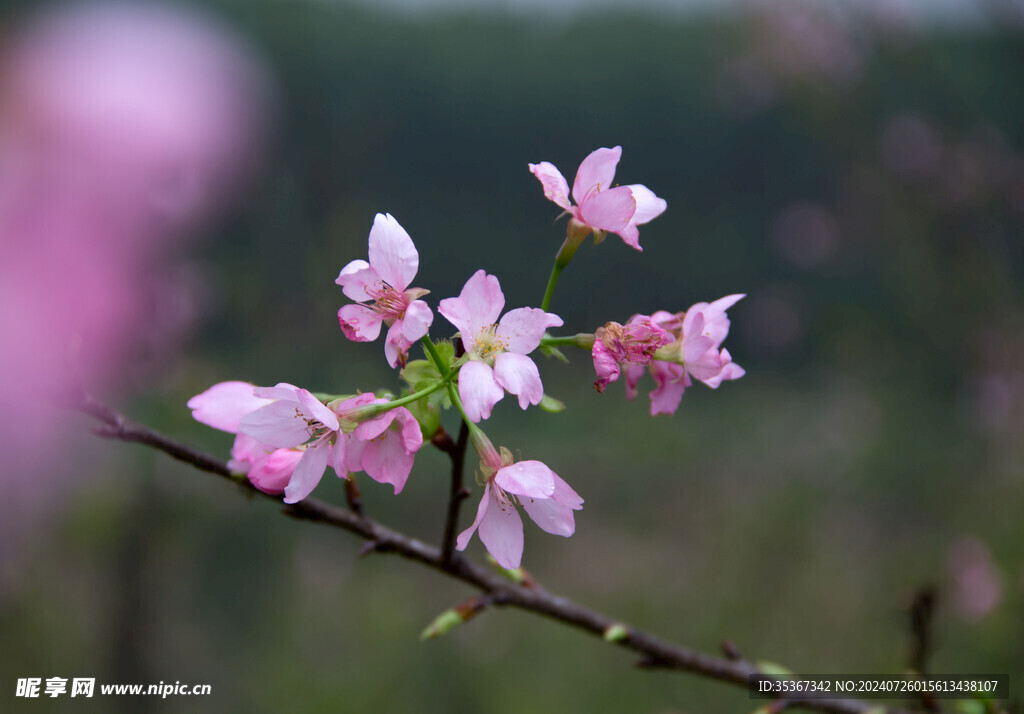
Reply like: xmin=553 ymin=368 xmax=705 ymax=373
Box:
xmin=592 ymin=317 xmax=672 ymax=392
xmin=187 ymin=381 xmax=273 ymax=432
xmin=337 ymin=213 xmax=433 ymax=368
xmin=239 ymin=385 xmax=426 ymax=502
xmin=625 ymin=295 xmax=746 ymax=415
xmin=188 ymin=381 xmax=303 ymax=496
xmin=339 ymin=395 xmax=423 ymax=495
xmin=456 ymin=438 xmax=582 ymax=570
xmin=439 ymin=270 xmax=562 ymax=422
xmin=529 ymin=146 xmax=666 ymax=251
xmin=232 ymin=435 xmax=302 ymax=496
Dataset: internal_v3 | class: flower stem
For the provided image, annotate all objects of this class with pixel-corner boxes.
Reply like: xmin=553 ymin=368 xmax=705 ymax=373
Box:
xmin=378 ymin=379 xmax=448 ymax=410
xmin=541 ymin=333 xmax=596 ymax=350
xmin=540 ymin=221 xmax=588 ymax=312
xmin=421 ymin=336 xmax=451 ymax=378
xmin=540 ymin=262 xmax=565 ymax=313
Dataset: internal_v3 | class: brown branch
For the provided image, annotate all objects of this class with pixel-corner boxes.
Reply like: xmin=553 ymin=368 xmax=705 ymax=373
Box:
xmin=908 ymin=586 xmax=941 ymax=712
xmin=440 ymin=421 xmax=470 ymax=568
xmin=74 ymin=394 xmax=912 ymax=714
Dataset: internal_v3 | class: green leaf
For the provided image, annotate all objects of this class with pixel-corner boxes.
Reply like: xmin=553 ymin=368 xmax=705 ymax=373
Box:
xmin=405 ymin=390 xmax=440 ymax=440
xmin=401 ymin=359 xmax=439 ymax=387
xmin=432 ymin=340 xmax=456 ymax=370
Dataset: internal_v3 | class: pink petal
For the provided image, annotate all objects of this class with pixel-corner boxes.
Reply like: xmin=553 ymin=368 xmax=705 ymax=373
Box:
xmin=438 ymin=270 xmax=505 ymax=346
xmin=393 ymin=407 xmax=423 ymax=452
xmin=187 ymin=381 xmax=271 ymax=433
xmin=344 ymin=436 xmax=366 ymax=474
xmin=495 ymin=307 xmax=563 ymax=354
xmin=338 ymin=303 xmax=384 ymax=342
xmin=361 ymin=430 xmax=415 ymax=494
xmin=283 ymin=440 xmax=331 ymax=504
xmin=680 ymin=313 xmax=714 ymax=368
xmin=492 ymin=352 xmax=544 ymax=410
xmin=592 ymin=341 xmax=621 ymax=393
xmin=578 ymin=185 xmax=636 ymax=234
xmin=625 ymin=364 xmax=645 ymax=401
xmin=252 ymin=383 xmax=301 ymax=401
xmin=457 ymin=360 xmax=504 ymax=423
xmin=521 ymin=473 xmax=583 ymax=537
xmin=614 ymin=221 xmax=642 ymax=251
xmin=248 ymin=448 xmax=302 ymax=495
xmin=367 ymin=213 xmax=418 ymax=291
xmin=700 ymin=349 xmax=745 ymax=388
xmin=624 ymin=184 xmax=667 ymax=225
xmin=329 ymin=435 xmax=349 ymax=477
xmin=494 ymin=460 xmax=555 ymax=499
xmin=686 ymin=344 xmax=725 ymax=382
xmin=384 ymin=321 xmax=413 ymax=368
xmin=334 ymin=259 xmax=377 ymax=302
xmin=649 ymin=310 xmax=681 ymax=334
xmin=229 ymin=433 xmax=270 ymax=472
xmin=528 ymin=161 xmax=572 ymax=210
xmin=456 ymin=484 xmax=490 ymax=552
xmin=297 ymin=389 xmax=340 ymax=432
xmin=683 ymin=294 xmax=744 ymax=348
xmin=239 ymin=400 xmax=316 ymax=448
xmin=478 ymin=486 xmax=525 ymax=570
xmin=399 ymin=299 xmax=433 ymax=341
xmin=355 ymin=409 xmax=396 ymax=441
xmin=649 ymin=362 xmax=687 ymax=416
xmin=572 ymin=146 xmax=621 ymax=205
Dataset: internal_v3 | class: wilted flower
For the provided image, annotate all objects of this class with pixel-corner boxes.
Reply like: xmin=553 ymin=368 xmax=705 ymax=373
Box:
xmin=592 ymin=317 xmax=672 ymax=392
xmin=625 ymin=295 xmax=746 ymax=415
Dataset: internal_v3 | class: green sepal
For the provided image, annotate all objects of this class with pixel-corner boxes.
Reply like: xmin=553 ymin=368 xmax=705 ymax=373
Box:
xmin=539 ymin=344 xmax=569 ymax=362
xmin=400 ymin=360 xmax=436 ymax=387
xmin=539 ymin=394 xmax=566 ymax=413
xmin=756 ymin=661 xmax=795 ymax=677
xmin=486 ymin=555 xmax=526 ymax=584
xmin=602 ymin=623 xmax=629 ymax=642
xmin=419 ymin=609 xmax=464 ymax=640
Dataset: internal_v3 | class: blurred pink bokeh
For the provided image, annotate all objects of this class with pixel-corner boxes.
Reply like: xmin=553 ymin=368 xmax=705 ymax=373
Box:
xmin=0 ymin=1 xmax=275 ymax=557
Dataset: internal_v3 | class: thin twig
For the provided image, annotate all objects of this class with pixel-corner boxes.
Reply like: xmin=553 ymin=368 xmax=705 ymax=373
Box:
xmin=440 ymin=421 xmax=470 ymax=568
xmin=344 ymin=476 xmax=363 ymax=516
xmin=73 ymin=394 xmax=913 ymax=714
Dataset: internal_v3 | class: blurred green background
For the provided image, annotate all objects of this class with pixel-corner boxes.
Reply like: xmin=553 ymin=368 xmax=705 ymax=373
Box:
xmin=2 ymin=0 xmax=1022 ymax=712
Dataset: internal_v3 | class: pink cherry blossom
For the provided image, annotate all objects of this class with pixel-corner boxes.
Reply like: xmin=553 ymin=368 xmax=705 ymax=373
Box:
xmin=339 ymin=395 xmax=423 ymax=495
xmin=236 ymin=383 xmax=343 ymax=503
xmin=337 ymin=213 xmax=433 ymax=368
xmin=191 ymin=380 xmax=425 ymax=503
xmin=188 ymin=382 xmax=308 ymax=496
xmin=625 ymin=295 xmax=746 ymax=415
xmin=187 ymin=381 xmax=274 ymax=432
xmin=229 ymin=434 xmax=302 ymax=496
xmin=455 ymin=443 xmax=583 ymax=570
xmin=592 ymin=318 xmax=672 ymax=392
xmin=529 ymin=146 xmax=666 ymax=251
xmin=439 ymin=270 xmax=562 ymax=422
